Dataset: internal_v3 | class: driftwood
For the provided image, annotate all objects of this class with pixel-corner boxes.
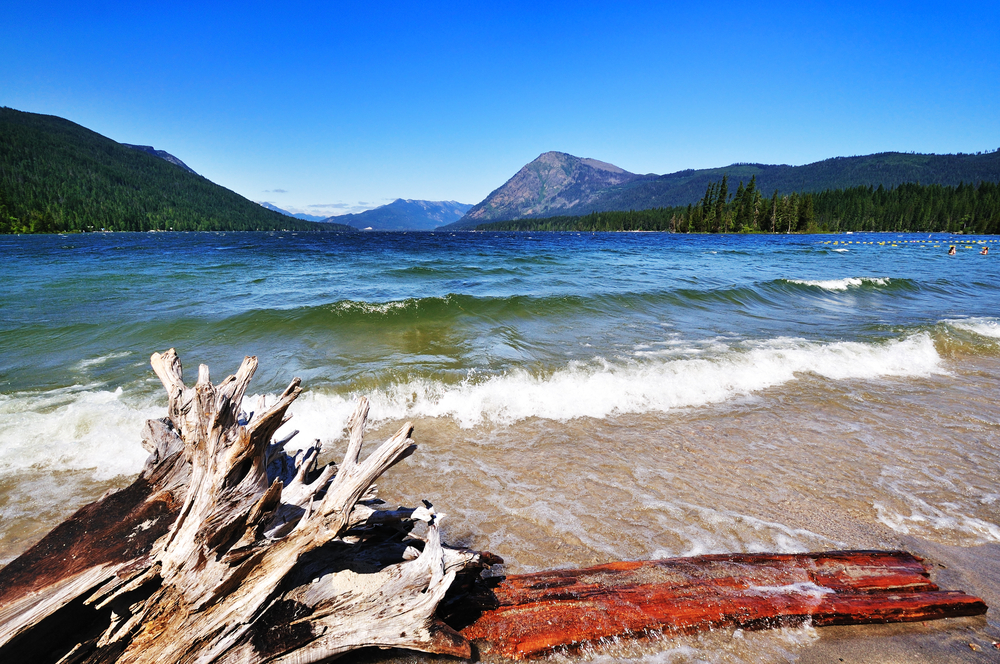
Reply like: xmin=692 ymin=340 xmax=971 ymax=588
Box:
xmin=0 ymin=350 xmax=988 ymax=663
xmin=0 ymin=350 xmax=494 ymax=663
xmin=450 ymin=551 xmax=988 ymax=659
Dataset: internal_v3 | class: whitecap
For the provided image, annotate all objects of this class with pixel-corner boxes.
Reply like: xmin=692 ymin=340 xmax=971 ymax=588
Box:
xmin=0 ymin=387 xmax=157 ymax=480
xmin=276 ymin=333 xmax=943 ymax=437
xmin=786 ymin=277 xmax=889 ymax=290
xmin=75 ymin=351 xmax=133 ymax=370
xmin=329 ymin=299 xmax=418 ymax=315
xmin=944 ymin=316 xmax=1000 ymax=339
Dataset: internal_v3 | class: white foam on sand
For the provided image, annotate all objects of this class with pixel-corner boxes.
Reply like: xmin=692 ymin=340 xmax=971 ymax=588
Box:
xmin=646 ymin=500 xmax=835 ymax=559
xmin=548 ymin=619 xmax=821 ymax=663
xmin=874 ymin=497 xmax=1000 ymax=545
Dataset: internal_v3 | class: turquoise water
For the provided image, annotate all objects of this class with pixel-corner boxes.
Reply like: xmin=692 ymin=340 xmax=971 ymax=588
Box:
xmin=3 ymin=231 xmax=998 ymax=395
xmin=2 ymin=230 xmax=999 ymax=660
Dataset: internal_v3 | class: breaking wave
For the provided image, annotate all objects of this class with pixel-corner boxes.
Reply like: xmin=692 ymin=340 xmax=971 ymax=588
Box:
xmin=784 ymin=277 xmax=891 ymax=291
xmin=277 ymin=333 xmax=943 ymax=438
xmin=944 ymin=316 xmax=1000 ymax=339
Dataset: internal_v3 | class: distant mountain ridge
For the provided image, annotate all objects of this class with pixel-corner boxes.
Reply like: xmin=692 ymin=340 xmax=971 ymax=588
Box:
xmin=256 ymin=202 xmax=328 ymax=222
xmin=121 ymin=144 xmax=198 ymax=175
xmin=328 ymin=199 xmax=472 ymax=230
xmin=444 ymin=150 xmax=1000 ymax=229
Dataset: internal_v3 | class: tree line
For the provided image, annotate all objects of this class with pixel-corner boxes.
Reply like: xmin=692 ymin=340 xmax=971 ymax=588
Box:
xmin=476 ymin=177 xmax=1000 ymax=234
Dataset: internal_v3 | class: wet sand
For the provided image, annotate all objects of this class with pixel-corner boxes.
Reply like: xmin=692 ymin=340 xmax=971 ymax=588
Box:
xmin=1 ymin=354 xmax=998 ymax=662
xmin=336 ymin=354 xmax=1000 ymax=661
xmin=800 ymin=539 xmax=1000 ymax=663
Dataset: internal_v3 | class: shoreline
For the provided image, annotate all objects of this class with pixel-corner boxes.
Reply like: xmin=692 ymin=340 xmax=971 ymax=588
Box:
xmin=800 ymin=538 xmax=1000 ymax=662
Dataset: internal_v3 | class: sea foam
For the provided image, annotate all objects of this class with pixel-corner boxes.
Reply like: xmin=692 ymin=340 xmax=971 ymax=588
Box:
xmin=786 ymin=277 xmax=890 ymax=290
xmin=0 ymin=334 xmax=945 ymax=483
xmin=0 ymin=386 xmax=156 ymax=479
xmin=276 ymin=333 xmax=943 ymax=440
xmin=944 ymin=316 xmax=1000 ymax=339
xmin=874 ymin=499 xmax=1000 ymax=545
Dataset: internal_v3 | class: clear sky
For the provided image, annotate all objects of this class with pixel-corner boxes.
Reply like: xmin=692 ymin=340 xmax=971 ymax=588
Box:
xmin=2 ymin=1 xmax=998 ymax=217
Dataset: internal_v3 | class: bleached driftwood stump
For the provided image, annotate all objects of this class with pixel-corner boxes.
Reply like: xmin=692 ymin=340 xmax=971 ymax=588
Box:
xmin=0 ymin=350 xmax=493 ymax=663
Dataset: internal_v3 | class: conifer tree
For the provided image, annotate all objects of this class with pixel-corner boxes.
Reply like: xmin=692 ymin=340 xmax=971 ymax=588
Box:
xmin=770 ymin=190 xmax=779 ymax=233
xmin=715 ymin=175 xmax=729 ymax=232
xmin=734 ymin=181 xmax=747 ymax=229
xmin=797 ymin=193 xmax=815 ymax=231
xmin=786 ymin=193 xmax=798 ymax=233
xmin=752 ymin=187 xmax=762 ymax=231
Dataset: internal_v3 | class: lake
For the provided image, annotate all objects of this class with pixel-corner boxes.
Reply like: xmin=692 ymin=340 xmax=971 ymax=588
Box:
xmin=1 ymin=230 xmax=998 ymax=661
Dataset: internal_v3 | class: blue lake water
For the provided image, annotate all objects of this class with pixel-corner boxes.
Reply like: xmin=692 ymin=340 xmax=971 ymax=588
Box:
xmin=1 ymin=230 xmax=999 ymax=660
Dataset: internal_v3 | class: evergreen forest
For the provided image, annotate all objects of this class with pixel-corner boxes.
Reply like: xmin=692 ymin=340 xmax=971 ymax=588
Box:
xmin=575 ymin=150 xmax=1000 ymax=216
xmin=0 ymin=108 xmax=351 ymax=234
xmin=476 ymin=176 xmax=1000 ymax=234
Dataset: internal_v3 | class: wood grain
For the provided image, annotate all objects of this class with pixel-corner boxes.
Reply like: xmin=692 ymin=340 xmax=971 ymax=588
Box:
xmin=456 ymin=551 xmax=988 ymax=659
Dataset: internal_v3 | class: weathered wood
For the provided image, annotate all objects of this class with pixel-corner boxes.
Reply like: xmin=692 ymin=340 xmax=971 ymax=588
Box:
xmin=0 ymin=350 xmax=492 ymax=664
xmin=453 ymin=551 xmax=988 ymax=659
xmin=0 ymin=419 xmax=189 ymax=662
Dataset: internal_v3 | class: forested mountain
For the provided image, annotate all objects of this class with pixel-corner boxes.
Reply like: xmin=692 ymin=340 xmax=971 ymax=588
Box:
xmin=121 ymin=144 xmax=198 ymax=175
xmin=444 ymin=150 xmax=1000 ymax=229
xmin=330 ymin=199 xmax=473 ymax=230
xmin=0 ymin=107 xmax=353 ymax=233
xmin=474 ymin=177 xmax=1000 ymax=234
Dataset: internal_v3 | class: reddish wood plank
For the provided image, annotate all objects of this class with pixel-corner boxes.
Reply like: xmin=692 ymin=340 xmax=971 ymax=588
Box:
xmin=456 ymin=551 xmax=988 ymax=659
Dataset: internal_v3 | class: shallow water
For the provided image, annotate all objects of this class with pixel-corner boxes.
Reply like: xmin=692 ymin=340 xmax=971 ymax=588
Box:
xmin=2 ymin=230 xmax=999 ymax=660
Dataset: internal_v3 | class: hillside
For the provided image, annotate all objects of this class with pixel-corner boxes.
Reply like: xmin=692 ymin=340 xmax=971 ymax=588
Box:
xmin=256 ymin=201 xmax=328 ymax=222
xmin=460 ymin=151 xmax=647 ymax=224
xmin=122 ymin=144 xmax=198 ymax=175
xmin=473 ymin=180 xmax=1000 ymax=234
xmin=0 ymin=107 xmax=353 ymax=233
xmin=328 ymin=198 xmax=472 ymax=230
xmin=444 ymin=150 xmax=1000 ymax=229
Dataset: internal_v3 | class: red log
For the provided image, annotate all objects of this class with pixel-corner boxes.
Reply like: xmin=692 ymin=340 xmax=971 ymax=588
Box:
xmin=456 ymin=551 xmax=988 ymax=659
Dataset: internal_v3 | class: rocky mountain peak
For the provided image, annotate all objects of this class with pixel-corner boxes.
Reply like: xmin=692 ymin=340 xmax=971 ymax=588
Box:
xmin=463 ymin=152 xmax=639 ymax=222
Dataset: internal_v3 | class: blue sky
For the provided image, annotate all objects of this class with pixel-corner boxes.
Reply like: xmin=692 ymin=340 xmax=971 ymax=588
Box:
xmin=2 ymin=1 xmax=998 ymax=217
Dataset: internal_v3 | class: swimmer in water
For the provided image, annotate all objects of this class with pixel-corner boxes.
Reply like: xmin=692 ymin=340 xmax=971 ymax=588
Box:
xmin=981 ymin=246 xmax=989 ymax=255
xmin=948 ymin=245 xmax=956 ymax=255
